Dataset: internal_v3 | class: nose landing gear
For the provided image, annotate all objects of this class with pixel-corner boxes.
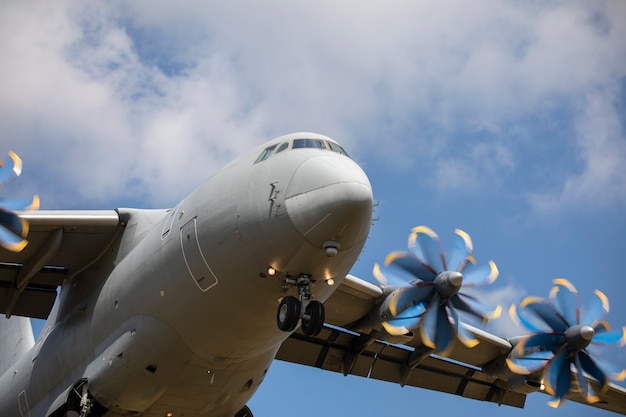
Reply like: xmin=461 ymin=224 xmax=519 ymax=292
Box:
xmin=276 ymin=274 xmax=325 ymax=336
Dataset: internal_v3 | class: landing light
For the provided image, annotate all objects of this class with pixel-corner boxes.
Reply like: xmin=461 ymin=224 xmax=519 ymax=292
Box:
xmin=326 ymin=278 xmax=335 ymax=286
xmin=267 ymin=267 xmax=277 ymax=276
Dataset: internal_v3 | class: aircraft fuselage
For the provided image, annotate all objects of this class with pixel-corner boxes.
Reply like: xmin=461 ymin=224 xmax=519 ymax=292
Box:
xmin=0 ymin=133 xmax=373 ymax=417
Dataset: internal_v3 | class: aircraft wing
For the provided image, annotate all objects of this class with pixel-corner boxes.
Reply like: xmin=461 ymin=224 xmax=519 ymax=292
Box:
xmin=323 ymin=276 xmax=512 ymax=369
xmin=276 ymin=274 xmax=626 ymax=414
xmin=276 ymin=274 xmax=525 ymax=408
xmin=0 ymin=210 xmax=122 ymax=319
xmin=565 ymin=381 xmax=626 ymax=415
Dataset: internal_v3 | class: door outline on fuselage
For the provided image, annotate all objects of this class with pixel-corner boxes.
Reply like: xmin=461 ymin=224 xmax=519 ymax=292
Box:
xmin=180 ymin=217 xmax=219 ymax=291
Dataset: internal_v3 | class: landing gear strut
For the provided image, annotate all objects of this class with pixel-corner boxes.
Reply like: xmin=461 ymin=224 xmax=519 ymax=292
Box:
xmin=276 ymin=274 xmax=325 ymax=336
xmin=55 ymin=379 xmax=107 ymax=417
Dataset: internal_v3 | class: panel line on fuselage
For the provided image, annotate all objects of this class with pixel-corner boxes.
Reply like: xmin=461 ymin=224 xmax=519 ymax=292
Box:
xmin=180 ymin=218 xmax=218 ymax=291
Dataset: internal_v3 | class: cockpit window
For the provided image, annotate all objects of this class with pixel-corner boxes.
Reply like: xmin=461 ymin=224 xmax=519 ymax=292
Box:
xmin=292 ymin=138 xmax=326 ymax=150
xmin=275 ymin=142 xmax=289 ymax=154
xmin=254 ymin=138 xmax=350 ymax=163
xmin=327 ymin=141 xmax=350 ymax=157
xmin=255 ymin=144 xmax=277 ymax=163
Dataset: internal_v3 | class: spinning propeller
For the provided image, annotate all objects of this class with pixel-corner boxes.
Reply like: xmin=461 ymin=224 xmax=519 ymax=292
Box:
xmin=374 ymin=226 xmax=501 ymax=356
xmin=0 ymin=151 xmax=39 ymax=252
xmin=508 ymin=279 xmax=626 ymax=407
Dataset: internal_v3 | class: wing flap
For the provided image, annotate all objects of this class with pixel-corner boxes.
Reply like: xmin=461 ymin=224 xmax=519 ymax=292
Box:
xmin=0 ymin=286 xmax=56 ymax=319
xmin=276 ymin=326 xmax=526 ymax=408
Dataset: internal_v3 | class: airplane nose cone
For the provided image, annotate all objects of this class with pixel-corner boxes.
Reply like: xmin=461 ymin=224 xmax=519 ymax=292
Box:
xmin=285 ymin=155 xmax=373 ymax=251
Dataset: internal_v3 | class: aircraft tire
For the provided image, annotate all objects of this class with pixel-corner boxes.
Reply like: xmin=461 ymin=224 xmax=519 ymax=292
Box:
xmin=277 ymin=296 xmax=300 ymax=332
xmin=302 ymin=300 xmax=325 ymax=336
xmin=235 ymin=405 xmax=253 ymax=417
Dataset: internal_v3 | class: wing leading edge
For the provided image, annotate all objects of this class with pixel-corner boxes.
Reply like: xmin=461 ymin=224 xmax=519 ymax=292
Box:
xmin=0 ymin=210 xmax=122 ymax=319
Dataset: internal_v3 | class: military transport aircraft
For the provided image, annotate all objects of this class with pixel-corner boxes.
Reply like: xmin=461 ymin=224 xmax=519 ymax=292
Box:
xmin=0 ymin=132 xmax=625 ymax=417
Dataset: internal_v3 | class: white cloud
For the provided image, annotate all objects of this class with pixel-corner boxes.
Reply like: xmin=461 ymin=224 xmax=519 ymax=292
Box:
xmin=0 ymin=0 xmax=624 ymax=212
xmin=529 ymin=89 xmax=626 ymax=212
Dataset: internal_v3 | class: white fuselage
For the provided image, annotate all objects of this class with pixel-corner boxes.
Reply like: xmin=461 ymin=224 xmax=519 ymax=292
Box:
xmin=0 ymin=133 xmax=373 ymax=417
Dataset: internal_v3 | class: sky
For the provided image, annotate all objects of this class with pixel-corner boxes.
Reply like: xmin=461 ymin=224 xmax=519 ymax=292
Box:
xmin=1 ymin=0 xmax=625 ymax=416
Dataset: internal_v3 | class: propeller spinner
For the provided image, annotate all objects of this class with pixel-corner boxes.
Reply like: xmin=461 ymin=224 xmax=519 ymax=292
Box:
xmin=374 ymin=226 xmax=501 ymax=356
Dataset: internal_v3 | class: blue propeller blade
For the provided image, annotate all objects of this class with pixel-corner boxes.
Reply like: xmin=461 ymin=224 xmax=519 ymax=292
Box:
xmin=435 ymin=304 xmax=455 ymax=356
xmin=373 ymin=259 xmax=417 ymax=287
xmin=384 ymin=303 xmax=426 ymax=335
xmin=387 ymin=286 xmax=433 ymax=318
xmin=408 ymin=226 xmax=444 ymax=273
xmin=0 ymin=151 xmax=38 ymax=253
xmin=578 ymin=350 xmax=609 ymax=393
xmin=0 ymin=151 xmax=22 ymax=186
xmin=550 ymin=278 xmax=580 ymax=327
xmin=0 ymin=223 xmax=28 ymax=252
xmin=451 ymin=293 xmax=501 ymax=322
xmin=516 ymin=332 xmax=564 ymax=356
xmin=509 ymin=304 xmax=546 ymax=333
xmin=448 ymin=302 xmax=479 ymax=348
xmin=581 ymin=289 xmax=609 ymax=328
xmin=386 ymin=252 xmax=437 ymax=282
xmin=592 ymin=327 xmax=626 ymax=346
xmin=420 ymin=295 xmax=441 ymax=350
xmin=594 ymin=321 xmax=610 ymax=334
xmin=590 ymin=354 xmax=626 ymax=381
xmin=506 ymin=350 xmax=554 ymax=374
xmin=0 ymin=195 xmax=40 ymax=211
xmin=445 ymin=229 xmax=473 ymax=272
xmin=545 ymin=349 xmax=572 ymax=399
xmin=521 ymin=296 xmax=569 ymax=332
xmin=0 ymin=209 xmax=28 ymax=238
xmin=574 ymin=353 xmax=601 ymax=403
xmin=460 ymin=259 xmax=499 ymax=287
xmin=0 ymin=209 xmax=29 ymax=252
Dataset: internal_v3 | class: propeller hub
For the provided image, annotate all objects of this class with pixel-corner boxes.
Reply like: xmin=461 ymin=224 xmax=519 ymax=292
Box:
xmin=580 ymin=325 xmax=595 ymax=341
xmin=565 ymin=325 xmax=595 ymax=351
xmin=434 ymin=271 xmax=463 ymax=299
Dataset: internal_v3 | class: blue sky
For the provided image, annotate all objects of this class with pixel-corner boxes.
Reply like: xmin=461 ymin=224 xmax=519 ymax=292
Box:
xmin=1 ymin=1 xmax=625 ymax=416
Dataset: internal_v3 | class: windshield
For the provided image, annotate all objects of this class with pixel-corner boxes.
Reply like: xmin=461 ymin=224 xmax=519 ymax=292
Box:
xmin=255 ymin=138 xmax=350 ymax=163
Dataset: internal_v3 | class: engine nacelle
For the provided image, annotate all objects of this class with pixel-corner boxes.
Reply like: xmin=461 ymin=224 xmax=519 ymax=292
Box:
xmin=482 ymin=340 xmax=544 ymax=395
